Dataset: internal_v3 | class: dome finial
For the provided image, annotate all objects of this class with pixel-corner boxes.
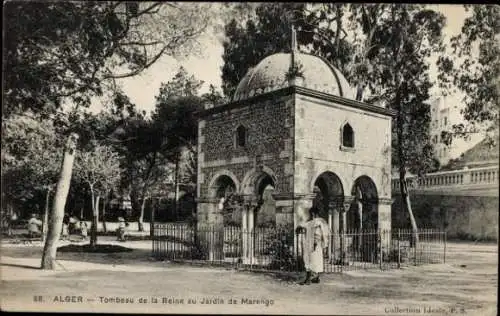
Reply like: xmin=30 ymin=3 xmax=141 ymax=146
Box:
xmin=291 ymin=25 xmax=298 ymax=52
xmin=290 ymin=25 xmax=298 ymax=74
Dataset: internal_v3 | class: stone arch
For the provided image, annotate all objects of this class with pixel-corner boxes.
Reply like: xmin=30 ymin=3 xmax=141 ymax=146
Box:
xmin=312 ymin=171 xmax=345 ymax=221
xmin=349 ymin=175 xmax=379 ymax=231
xmin=240 ymin=165 xmax=278 ymax=196
xmin=208 ymin=170 xmax=239 ymax=199
xmin=241 ymin=166 xmax=278 ymax=228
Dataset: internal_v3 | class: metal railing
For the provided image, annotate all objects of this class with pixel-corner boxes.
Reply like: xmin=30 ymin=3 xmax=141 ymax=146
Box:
xmin=152 ymin=223 xmax=446 ymax=273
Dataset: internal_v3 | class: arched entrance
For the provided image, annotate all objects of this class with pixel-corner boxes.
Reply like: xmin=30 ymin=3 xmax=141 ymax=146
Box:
xmin=350 ymin=176 xmax=378 ymax=260
xmin=313 ymin=171 xmax=344 ymax=229
xmin=312 ymin=172 xmax=345 ymax=264
xmin=240 ymin=168 xmax=277 ymax=264
xmin=209 ymin=175 xmax=238 ymax=226
xmin=241 ymin=168 xmax=277 ymax=228
xmin=255 ymin=174 xmax=276 ymax=228
xmin=350 ymin=176 xmax=378 ymax=231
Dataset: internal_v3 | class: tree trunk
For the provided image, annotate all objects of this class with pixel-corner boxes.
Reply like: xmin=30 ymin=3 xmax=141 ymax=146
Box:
xmin=138 ymin=196 xmax=146 ymax=232
xmin=41 ymin=133 xmax=78 ymax=270
xmin=396 ymin=85 xmax=419 ymax=243
xmin=174 ymin=153 xmax=180 ymax=221
xmin=102 ymin=196 xmax=107 ymax=233
xmin=90 ymin=192 xmax=99 ymax=247
xmin=42 ymin=188 xmax=50 ymax=242
xmin=150 ymin=198 xmax=156 ymax=238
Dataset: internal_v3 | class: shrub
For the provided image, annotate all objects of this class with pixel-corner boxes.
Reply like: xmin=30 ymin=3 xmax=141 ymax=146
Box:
xmin=264 ymin=226 xmax=303 ymax=271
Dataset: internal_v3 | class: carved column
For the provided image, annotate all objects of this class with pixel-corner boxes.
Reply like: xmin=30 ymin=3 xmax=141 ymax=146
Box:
xmin=340 ymin=196 xmax=354 ymax=264
xmin=273 ymin=193 xmax=294 ymax=228
xmin=241 ymin=195 xmax=258 ymax=265
xmin=196 ymin=197 xmax=222 ymax=261
xmin=342 ymin=196 xmax=354 ymax=233
xmin=328 ymin=200 xmax=341 ymax=262
xmin=378 ymin=197 xmax=393 ymax=260
xmin=355 ymin=187 xmax=363 ymax=251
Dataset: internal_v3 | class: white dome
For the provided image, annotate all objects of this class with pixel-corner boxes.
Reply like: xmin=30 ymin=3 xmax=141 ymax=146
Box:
xmin=233 ymin=52 xmax=354 ymax=101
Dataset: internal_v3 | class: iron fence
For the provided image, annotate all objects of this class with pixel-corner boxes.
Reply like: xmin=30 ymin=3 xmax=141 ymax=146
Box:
xmin=152 ymin=223 xmax=446 ymax=273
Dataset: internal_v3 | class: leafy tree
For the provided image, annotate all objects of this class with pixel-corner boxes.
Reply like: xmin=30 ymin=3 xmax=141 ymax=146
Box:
xmin=346 ymin=4 xmax=446 ymax=238
xmin=153 ymin=68 xmax=206 ymax=217
xmin=3 ymin=2 xmax=225 ymax=269
xmin=75 ymin=142 xmax=122 ymax=247
xmin=221 ymin=3 xmax=308 ymax=97
xmin=201 ymin=84 xmax=229 ymax=108
xmin=3 ymin=2 xmax=218 ymax=118
xmin=1 ymin=113 xmax=62 ymax=237
xmin=118 ymin=118 xmax=173 ymax=231
xmin=41 ymin=133 xmax=79 ymax=269
xmin=220 ymin=3 xmax=356 ymax=98
xmin=437 ymin=5 xmax=499 ymax=142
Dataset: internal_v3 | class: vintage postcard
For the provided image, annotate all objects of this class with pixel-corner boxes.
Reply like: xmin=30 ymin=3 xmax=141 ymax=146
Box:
xmin=1 ymin=2 xmax=498 ymax=315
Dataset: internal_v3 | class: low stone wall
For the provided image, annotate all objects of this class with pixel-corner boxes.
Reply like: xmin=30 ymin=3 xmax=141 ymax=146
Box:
xmin=392 ymin=194 xmax=499 ymax=241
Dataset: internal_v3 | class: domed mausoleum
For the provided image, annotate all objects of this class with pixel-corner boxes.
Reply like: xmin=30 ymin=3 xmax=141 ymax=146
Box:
xmin=232 ymin=52 xmax=354 ymax=101
xmin=196 ymin=29 xmax=395 ymax=264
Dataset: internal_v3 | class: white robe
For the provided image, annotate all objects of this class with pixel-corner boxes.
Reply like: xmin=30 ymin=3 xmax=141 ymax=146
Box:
xmin=301 ymin=218 xmax=330 ymax=273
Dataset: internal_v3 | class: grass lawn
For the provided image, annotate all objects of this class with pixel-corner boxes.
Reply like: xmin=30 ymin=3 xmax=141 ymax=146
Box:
xmin=0 ymin=239 xmax=497 ymax=315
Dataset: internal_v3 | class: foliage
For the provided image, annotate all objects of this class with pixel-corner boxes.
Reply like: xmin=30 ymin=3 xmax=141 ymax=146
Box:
xmin=3 ymin=2 xmax=216 ymax=118
xmin=155 ymin=66 xmax=204 ymax=102
xmin=221 ymin=3 xmax=310 ymax=97
xmin=437 ymin=5 xmax=499 ymax=128
xmin=1 ymin=113 xmax=62 ymax=208
xmin=347 ymin=5 xmax=446 ymax=175
xmin=264 ymin=226 xmax=302 ymax=271
xmin=152 ymin=67 xmax=206 ymax=185
xmin=74 ymin=141 xmax=122 ymax=195
xmin=201 ymin=84 xmax=229 ymax=108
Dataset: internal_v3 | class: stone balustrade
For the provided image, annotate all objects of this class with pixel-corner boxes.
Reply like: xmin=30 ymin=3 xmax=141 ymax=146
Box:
xmin=391 ymin=165 xmax=499 ymax=192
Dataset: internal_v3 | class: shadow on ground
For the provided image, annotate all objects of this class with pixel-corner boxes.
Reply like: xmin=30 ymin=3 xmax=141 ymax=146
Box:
xmin=1 ymin=244 xmax=155 ymax=267
xmin=58 ymin=244 xmax=133 ymax=253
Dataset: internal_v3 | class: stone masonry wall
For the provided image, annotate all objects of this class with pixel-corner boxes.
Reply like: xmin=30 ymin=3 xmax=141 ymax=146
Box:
xmin=294 ymin=95 xmax=392 ymax=198
xmin=198 ymin=94 xmax=295 ymax=199
xmin=392 ymin=193 xmax=499 ymax=241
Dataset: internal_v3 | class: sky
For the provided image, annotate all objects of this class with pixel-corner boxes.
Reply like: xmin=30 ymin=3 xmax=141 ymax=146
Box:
xmin=95 ymin=4 xmax=470 ymax=115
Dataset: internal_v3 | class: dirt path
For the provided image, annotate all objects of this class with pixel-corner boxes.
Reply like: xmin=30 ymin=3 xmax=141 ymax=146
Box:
xmin=0 ymin=240 xmax=496 ymax=315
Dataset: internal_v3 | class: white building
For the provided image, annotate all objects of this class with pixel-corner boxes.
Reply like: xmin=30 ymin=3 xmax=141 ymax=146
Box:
xmin=430 ymin=94 xmax=483 ymax=167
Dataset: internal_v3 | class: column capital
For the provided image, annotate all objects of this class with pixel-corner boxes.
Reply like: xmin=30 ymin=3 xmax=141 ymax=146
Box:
xmin=195 ymin=197 xmax=220 ymax=204
xmin=294 ymin=193 xmax=317 ymax=201
xmin=327 ymin=200 xmax=342 ymax=214
xmin=240 ymin=194 xmax=259 ymax=208
xmin=344 ymin=196 xmax=355 ymax=204
xmin=272 ymin=192 xmax=294 ymax=200
xmin=343 ymin=196 xmax=355 ymax=212
xmin=378 ymin=197 xmax=394 ymax=205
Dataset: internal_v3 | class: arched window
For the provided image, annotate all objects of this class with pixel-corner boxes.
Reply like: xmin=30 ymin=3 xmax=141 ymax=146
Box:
xmin=235 ymin=125 xmax=247 ymax=148
xmin=342 ymin=123 xmax=354 ymax=148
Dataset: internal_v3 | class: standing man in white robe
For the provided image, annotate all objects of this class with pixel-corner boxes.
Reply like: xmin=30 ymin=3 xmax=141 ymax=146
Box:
xmin=297 ymin=207 xmax=331 ymax=285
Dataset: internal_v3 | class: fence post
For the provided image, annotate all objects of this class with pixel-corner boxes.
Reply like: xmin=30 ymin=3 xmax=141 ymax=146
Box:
xmin=443 ymin=231 xmax=447 ymax=264
xmin=151 ymin=223 xmax=155 ymax=258
xmin=414 ymin=230 xmax=417 ymax=266
xmin=379 ymin=229 xmax=382 ymax=270
xmin=397 ymin=229 xmax=401 ymax=269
